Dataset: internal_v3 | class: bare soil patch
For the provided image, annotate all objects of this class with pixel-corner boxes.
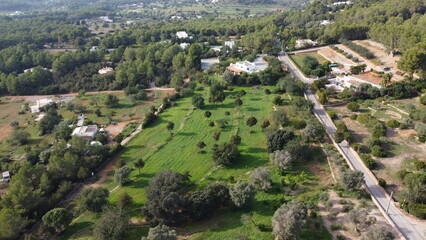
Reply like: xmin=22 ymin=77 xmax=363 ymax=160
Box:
xmin=318 ymin=47 xmax=356 ymax=67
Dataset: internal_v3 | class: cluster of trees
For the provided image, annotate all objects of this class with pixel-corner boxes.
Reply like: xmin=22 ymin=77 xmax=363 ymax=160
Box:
xmin=341 ymin=40 xmax=375 ymax=59
xmin=143 ymin=170 xmax=256 ymax=226
xmin=0 ymin=135 xmax=114 ymax=238
xmin=298 ymin=55 xmax=330 ymax=77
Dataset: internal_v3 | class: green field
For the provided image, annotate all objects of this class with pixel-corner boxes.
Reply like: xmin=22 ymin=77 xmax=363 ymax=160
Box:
xmin=61 ymin=86 xmax=332 ymax=240
xmin=289 ymin=53 xmax=328 ymax=77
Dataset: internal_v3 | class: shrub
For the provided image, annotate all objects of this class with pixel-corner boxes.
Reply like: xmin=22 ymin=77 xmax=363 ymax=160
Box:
xmin=420 ymin=95 xmax=426 ymax=105
xmin=408 ymin=203 xmax=426 ymax=219
xmin=347 ymin=102 xmax=360 ymax=112
xmin=342 ymin=205 xmax=353 ymax=212
xmin=371 ymin=145 xmax=386 ymax=157
xmin=331 ymin=224 xmax=340 ymax=230
xmin=378 ymin=178 xmax=387 ymax=188
xmin=350 ymin=114 xmax=357 ymax=120
xmin=360 ymin=154 xmax=375 ymax=169
xmin=396 ymin=170 xmax=409 ymax=180
xmin=414 ymin=160 xmax=425 ymax=171
xmin=328 ymin=111 xmax=337 ymax=119
xmin=336 ymin=234 xmax=345 ymax=240
xmin=386 ymin=120 xmax=400 ymax=129
xmin=292 ymin=119 xmax=307 ymax=129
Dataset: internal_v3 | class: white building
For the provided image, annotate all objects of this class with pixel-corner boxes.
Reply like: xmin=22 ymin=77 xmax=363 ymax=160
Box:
xmin=2 ymin=171 xmax=10 ymax=182
xmin=77 ymin=114 xmax=85 ymax=127
xmin=90 ymin=141 xmax=103 ymax=147
xmin=295 ymin=39 xmax=318 ymax=48
xmin=176 ymin=31 xmax=189 ymax=39
xmin=227 ymin=61 xmax=259 ymax=75
xmin=100 ymin=16 xmax=113 ymax=23
xmin=72 ymin=125 xmax=98 ymax=141
xmin=30 ymin=99 xmax=54 ymax=114
xmin=98 ymin=67 xmax=114 ymax=75
xmin=180 ymin=43 xmax=190 ymax=49
xmin=90 ymin=46 xmax=99 ymax=52
xmin=126 ymin=21 xmax=135 ymax=26
xmin=224 ymin=41 xmax=235 ymax=48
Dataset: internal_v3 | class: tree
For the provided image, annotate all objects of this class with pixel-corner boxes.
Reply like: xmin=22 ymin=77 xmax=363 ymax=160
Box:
xmin=115 ymin=166 xmax=132 ymax=185
xmin=272 ymin=201 xmax=307 ymax=240
xmin=266 ymin=130 xmax=295 ymax=153
xmin=39 ymin=107 xmax=61 ymax=135
xmin=77 ymin=167 xmax=90 ymax=180
xmin=246 ymin=117 xmax=258 ymax=128
xmin=10 ymin=129 xmax=30 ymax=145
xmin=341 ymin=170 xmax=364 ymax=191
xmin=142 ymin=225 xmax=177 ymax=240
xmin=134 ymin=159 xmax=145 ymax=175
xmin=192 ymin=95 xmax=205 ymax=109
xmin=212 ymin=142 xmax=240 ymax=166
xmin=302 ymin=124 xmax=324 ymax=142
xmin=93 ymin=208 xmax=130 ymax=240
xmin=0 ymin=208 xmax=29 ymax=240
xmin=213 ymin=131 xmax=221 ymax=141
xmin=78 ymin=187 xmax=109 ymax=213
xmin=204 ymin=111 xmax=212 ymax=118
xmin=381 ymin=73 xmax=393 ymax=87
xmin=42 ymin=208 xmax=72 ymax=233
xmin=273 ymin=109 xmax=288 ymax=127
xmin=229 ymin=181 xmax=255 ymax=208
xmin=145 ymin=170 xmax=189 ymax=226
xmin=235 ymin=98 xmax=243 ymax=107
xmin=54 ymin=121 xmax=72 ymax=141
xmin=273 ymin=96 xmax=284 ymax=106
xmin=117 ymin=192 xmax=133 ymax=209
xmin=250 ymin=168 xmax=272 ymax=191
xmin=362 ymin=225 xmax=394 ymax=240
xmin=347 ymin=102 xmax=360 ymax=112
xmin=230 ymin=135 xmax=241 ymax=145
xmin=105 ymin=94 xmax=119 ymax=108
xmin=194 ymin=140 xmax=206 ymax=150
xmin=9 ymin=120 xmax=19 ymax=128
xmin=261 ymin=120 xmax=270 ymax=129
xmin=398 ymin=48 xmax=426 ymax=77
xmin=270 ymin=150 xmax=293 ymax=171
xmin=166 ymin=122 xmax=175 ymax=136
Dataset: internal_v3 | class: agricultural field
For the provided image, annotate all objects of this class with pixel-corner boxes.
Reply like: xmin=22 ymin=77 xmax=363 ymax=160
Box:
xmin=61 ymin=86 xmax=333 ymax=240
xmin=289 ymin=52 xmax=329 ymax=77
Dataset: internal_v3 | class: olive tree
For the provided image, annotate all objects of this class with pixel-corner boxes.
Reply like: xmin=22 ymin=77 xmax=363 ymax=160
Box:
xmin=341 ymin=170 xmax=364 ymax=191
xmin=114 ymin=166 xmax=132 ymax=185
xmin=250 ymin=168 xmax=272 ymax=191
xmin=362 ymin=225 xmax=394 ymax=240
xmin=142 ymin=225 xmax=177 ymax=240
xmin=229 ymin=181 xmax=255 ymax=208
xmin=270 ymin=150 xmax=293 ymax=171
xmin=272 ymin=201 xmax=307 ymax=240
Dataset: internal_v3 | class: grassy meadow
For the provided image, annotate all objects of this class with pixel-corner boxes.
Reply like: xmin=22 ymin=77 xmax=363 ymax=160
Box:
xmin=61 ymin=86 xmax=332 ymax=240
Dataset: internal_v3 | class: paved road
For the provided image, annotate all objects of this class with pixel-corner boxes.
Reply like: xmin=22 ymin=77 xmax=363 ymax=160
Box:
xmin=279 ymin=52 xmax=425 ymax=240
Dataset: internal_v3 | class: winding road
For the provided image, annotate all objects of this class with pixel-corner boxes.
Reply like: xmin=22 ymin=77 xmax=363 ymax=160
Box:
xmin=279 ymin=52 xmax=426 ymax=240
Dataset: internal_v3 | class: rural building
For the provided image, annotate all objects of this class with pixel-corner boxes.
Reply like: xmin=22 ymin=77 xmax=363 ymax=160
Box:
xmin=227 ymin=61 xmax=259 ymax=75
xmin=2 ymin=171 xmax=10 ymax=182
xmin=224 ymin=41 xmax=235 ymax=48
xmin=320 ymin=20 xmax=333 ymax=26
xmin=100 ymin=16 xmax=113 ymax=23
xmin=295 ymin=39 xmax=318 ymax=48
xmin=176 ymin=31 xmax=189 ymax=39
xmin=98 ymin=67 xmax=114 ymax=75
xmin=30 ymin=99 xmax=54 ymax=114
xmin=77 ymin=114 xmax=85 ymax=127
xmin=72 ymin=125 xmax=98 ymax=141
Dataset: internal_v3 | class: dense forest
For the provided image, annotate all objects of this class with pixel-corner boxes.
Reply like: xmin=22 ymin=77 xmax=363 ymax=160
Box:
xmin=0 ymin=0 xmax=424 ymax=95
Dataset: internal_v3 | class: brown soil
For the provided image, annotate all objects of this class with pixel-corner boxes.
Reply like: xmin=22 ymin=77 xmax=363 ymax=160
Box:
xmin=0 ymin=125 xmax=13 ymax=141
xmin=105 ymin=118 xmax=143 ymax=143
xmin=318 ymin=47 xmax=356 ymax=67
xmin=89 ymin=158 xmax=117 ymax=188
xmin=356 ymin=72 xmax=383 ymax=85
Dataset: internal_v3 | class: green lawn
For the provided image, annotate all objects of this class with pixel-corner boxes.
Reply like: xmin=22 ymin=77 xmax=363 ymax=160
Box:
xmin=61 ymin=87 xmax=332 ymax=240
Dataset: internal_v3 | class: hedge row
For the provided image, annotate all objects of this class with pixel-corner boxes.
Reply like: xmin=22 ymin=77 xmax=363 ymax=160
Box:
xmin=341 ymin=40 xmax=375 ymax=59
xmin=408 ymin=203 xmax=426 ymax=219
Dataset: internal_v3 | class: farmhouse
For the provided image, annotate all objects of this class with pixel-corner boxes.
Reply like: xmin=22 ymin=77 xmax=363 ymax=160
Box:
xmin=295 ymin=39 xmax=318 ymax=48
xmin=71 ymin=125 xmax=98 ymax=141
xmin=224 ymin=41 xmax=235 ymax=48
xmin=98 ymin=67 xmax=114 ymax=75
xmin=30 ymin=99 xmax=54 ymax=114
xmin=176 ymin=31 xmax=189 ymax=39
xmin=227 ymin=61 xmax=259 ymax=75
